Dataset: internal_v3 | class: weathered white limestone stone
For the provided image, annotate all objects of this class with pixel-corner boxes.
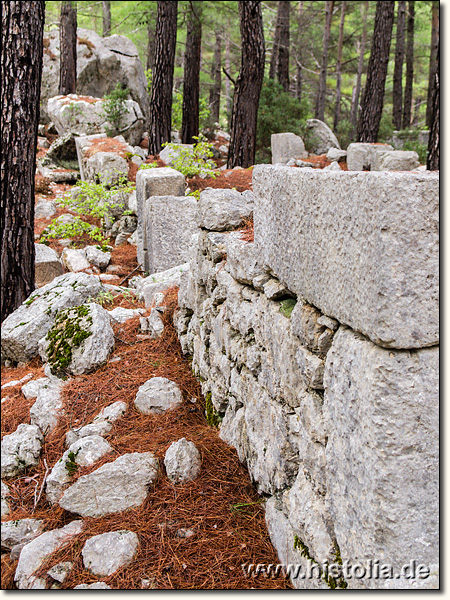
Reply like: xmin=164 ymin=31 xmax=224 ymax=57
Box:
xmin=14 ymin=520 xmax=83 ymax=589
xmin=376 ymin=150 xmax=420 ymax=171
xmin=253 ymin=166 xmax=439 ymax=349
xmin=295 ymin=347 xmax=324 ymax=390
xmin=46 ymin=435 xmax=113 ymax=504
xmin=35 ymin=199 xmax=57 ymax=219
xmin=346 ymin=142 xmax=393 ymax=171
xmin=108 ymin=306 xmax=145 ymax=323
xmin=326 ymin=147 xmax=347 ymax=162
xmin=84 ymin=151 xmax=129 ymax=187
xmin=1 ymin=518 xmax=46 ymax=551
xmin=82 ymin=530 xmax=139 ymax=576
xmin=39 ymin=303 xmax=115 ymax=376
xmin=30 ymin=377 xmax=65 ymax=435
xmin=138 ymin=262 xmax=190 ymax=308
xmin=197 ymin=188 xmax=253 ymax=231
xmin=271 ymin=132 xmax=308 ymax=164
xmin=144 ymin=308 xmax=165 ymax=339
xmin=1 ymin=481 xmax=10 ymax=517
xmin=65 ymin=401 xmax=127 ymax=447
xmin=323 ymin=160 xmax=341 ymax=171
xmin=61 ymin=248 xmax=91 ymax=273
xmin=135 ymin=377 xmax=183 ymax=415
xmin=47 ymin=562 xmax=73 ymax=584
xmin=35 ymin=243 xmax=63 ymax=287
xmin=84 ymin=246 xmax=111 ymax=270
xmin=164 ymin=438 xmax=201 ymax=484
xmin=305 ymin=119 xmax=341 ymax=154
xmin=74 ymin=582 xmax=112 ymax=589
xmin=1 ymin=424 xmax=44 ymax=478
xmin=323 ymin=327 xmax=439 ymax=582
xmin=58 ymin=452 xmax=159 ymax=517
xmin=159 ymin=143 xmax=194 ymax=166
xmin=1 ymin=273 xmax=104 ymax=362
xmin=225 ymin=233 xmax=265 ymax=285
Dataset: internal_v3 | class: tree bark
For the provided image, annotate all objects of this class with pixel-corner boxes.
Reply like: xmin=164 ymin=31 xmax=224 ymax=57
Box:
xmin=350 ymin=0 xmax=368 ymax=133
xmin=59 ymin=1 xmax=77 ymax=95
xmin=392 ymin=0 xmax=406 ymax=130
xmin=227 ymin=1 xmax=265 ymax=169
xmin=427 ymin=47 xmax=439 ymax=171
xmin=357 ymin=1 xmax=394 ymax=143
xmin=102 ymin=0 xmax=111 ymax=37
xmin=401 ymin=0 xmax=414 ymax=129
xmin=181 ymin=2 xmax=202 ymax=144
xmin=333 ymin=1 xmax=346 ymax=131
xmin=147 ymin=19 xmax=155 ymax=72
xmin=225 ymin=35 xmax=232 ymax=125
xmin=426 ymin=0 xmax=439 ymax=128
xmin=209 ymin=31 xmax=222 ymax=125
xmin=277 ymin=1 xmax=290 ymax=92
xmin=269 ymin=3 xmax=282 ymax=80
xmin=148 ymin=1 xmax=178 ymax=155
xmin=295 ymin=0 xmax=304 ymax=102
xmin=1 ymin=1 xmax=45 ymax=323
xmin=315 ymin=1 xmax=334 ymax=122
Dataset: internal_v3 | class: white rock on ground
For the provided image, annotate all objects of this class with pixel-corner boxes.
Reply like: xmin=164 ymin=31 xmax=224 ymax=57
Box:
xmin=74 ymin=582 xmax=111 ymax=589
xmin=145 ymin=309 xmax=165 ymax=339
xmin=61 ymin=248 xmax=91 ymax=273
xmin=65 ymin=401 xmax=127 ymax=447
xmin=1 ymin=481 xmax=11 ymax=517
xmin=134 ymin=377 xmax=183 ymax=415
xmin=305 ymin=119 xmax=341 ymax=154
xmin=84 ymin=151 xmax=129 ymax=187
xmin=58 ymin=452 xmax=159 ymax=517
xmin=1 ymin=518 xmax=46 ymax=551
xmin=271 ymin=132 xmax=308 ymax=164
xmin=35 ymin=199 xmax=57 ymax=219
xmin=138 ymin=263 xmax=190 ymax=308
xmin=30 ymin=377 xmax=65 ymax=435
xmin=1 ymin=273 xmax=104 ymax=363
xmin=14 ymin=520 xmax=83 ymax=589
xmin=108 ymin=306 xmax=145 ymax=324
xmin=46 ymin=435 xmax=113 ymax=505
xmin=376 ymin=150 xmax=420 ymax=171
xmin=159 ymin=143 xmax=194 ymax=166
xmin=81 ymin=530 xmax=139 ymax=576
xmin=35 ymin=243 xmax=63 ymax=287
xmin=47 ymin=562 xmax=73 ymax=584
xmin=1 ymin=424 xmax=44 ymax=479
xmin=84 ymin=246 xmax=111 ymax=270
xmin=39 ymin=303 xmax=115 ymax=376
xmin=164 ymin=438 xmax=201 ymax=484
xmin=326 ymin=147 xmax=347 ymax=162
xmin=196 ymin=188 xmax=254 ymax=231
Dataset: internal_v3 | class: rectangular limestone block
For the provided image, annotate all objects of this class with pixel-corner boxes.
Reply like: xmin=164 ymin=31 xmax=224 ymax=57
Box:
xmin=271 ymin=132 xmax=308 ymax=164
xmin=253 ymin=166 xmax=439 ymax=349
xmin=323 ymin=327 xmax=438 ymax=581
xmin=135 ymin=167 xmax=186 ymax=269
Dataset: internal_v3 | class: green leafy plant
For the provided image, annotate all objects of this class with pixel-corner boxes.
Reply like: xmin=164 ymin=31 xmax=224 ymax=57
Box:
xmin=40 ymin=216 xmax=107 ymax=245
xmin=171 ymin=91 xmax=211 ymax=134
xmin=139 ymin=161 xmax=159 ymax=170
xmin=145 ymin=68 xmax=152 ymax=93
xmin=59 ymin=180 xmax=132 ymax=220
xmin=279 ymin=298 xmax=296 ymax=318
xmin=101 ymin=83 xmax=130 ymax=136
xmin=187 ymin=189 xmax=200 ymax=200
xmin=205 ymin=392 xmax=222 ymax=427
xmin=402 ymin=139 xmax=427 ymax=164
xmin=163 ymin=136 xmax=217 ymax=179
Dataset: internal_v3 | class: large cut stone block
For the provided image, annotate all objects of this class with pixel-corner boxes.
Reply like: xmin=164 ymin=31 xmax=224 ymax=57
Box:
xmin=135 ymin=167 xmax=185 ymax=269
xmin=253 ymin=166 xmax=439 ymax=349
xmin=346 ymin=143 xmax=393 ymax=171
xmin=271 ymin=133 xmax=308 ymax=164
xmin=323 ymin=327 xmax=438 ymax=584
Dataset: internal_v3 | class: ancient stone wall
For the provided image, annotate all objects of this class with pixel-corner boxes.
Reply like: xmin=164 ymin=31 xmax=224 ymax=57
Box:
xmin=174 ymin=167 xmax=439 ymax=589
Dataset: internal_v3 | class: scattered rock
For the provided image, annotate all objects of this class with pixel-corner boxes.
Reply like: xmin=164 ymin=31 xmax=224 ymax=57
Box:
xmin=377 ymin=150 xmax=420 ymax=171
xmin=84 ymin=246 xmax=111 ymax=270
xmin=35 ymin=199 xmax=57 ymax=219
xmin=305 ymin=119 xmax=341 ymax=154
xmin=164 ymin=438 xmax=201 ymax=484
xmin=141 ymin=309 xmax=165 ymax=339
xmin=1 ymin=373 xmax=33 ymax=390
xmin=176 ymin=528 xmax=195 ymax=539
xmin=159 ymin=143 xmax=194 ymax=167
xmin=58 ymin=452 xmax=159 ymax=517
xmin=326 ymin=147 xmax=347 ymax=162
xmin=1 ymin=424 xmax=44 ymax=478
xmin=108 ymin=306 xmax=145 ymax=323
xmin=47 ymin=562 xmax=73 ymax=584
xmin=323 ymin=160 xmax=341 ymax=171
xmin=30 ymin=377 xmax=65 ymax=435
xmin=197 ymin=188 xmax=253 ymax=231
xmin=82 ymin=530 xmax=139 ymax=576
xmin=271 ymin=132 xmax=308 ymax=164
xmin=134 ymin=377 xmax=183 ymax=415
xmin=84 ymin=151 xmax=129 ymax=187
xmin=1 ymin=518 xmax=46 ymax=551
xmin=138 ymin=262 xmax=190 ymax=308
xmin=115 ymin=232 xmax=130 ymax=246
xmin=35 ymin=243 xmax=63 ymax=288
xmin=65 ymin=401 xmax=127 ymax=446
xmin=74 ymin=582 xmax=112 ymax=589
xmin=1 ymin=481 xmax=11 ymax=517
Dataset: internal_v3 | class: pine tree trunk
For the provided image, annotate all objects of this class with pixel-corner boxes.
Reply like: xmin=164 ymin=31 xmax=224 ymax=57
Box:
xmin=315 ymin=1 xmax=334 ymax=122
xmin=59 ymin=1 xmax=77 ymax=95
xmin=357 ymin=1 xmax=395 ymax=143
xmin=269 ymin=3 xmax=282 ymax=80
xmin=102 ymin=0 xmax=111 ymax=37
xmin=350 ymin=0 xmax=368 ymax=134
xmin=227 ymin=1 xmax=265 ymax=169
xmin=147 ymin=19 xmax=155 ymax=72
xmin=426 ymin=0 xmax=439 ymax=128
xmin=181 ymin=2 xmax=202 ymax=144
xmin=209 ymin=31 xmax=222 ymax=126
xmin=392 ymin=0 xmax=406 ymax=130
xmin=225 ymin=36 xmax=232 ymax=125
xmin=401 ymin=0 xmax=414 ymax=129
xmin=427 ymin=47 xmax=439 ymax=171
xmin=333 ymin=1 xmax=346 ymax=131
xmin=148 ymin=1 xmax=178 ymax=155
xmin=1 ymin=1 xmax=45 ymax=323
xmin=277 ymin=1 xmax=290 ymax=92
xmin=295 ymin=0 xmax=304 ymax=102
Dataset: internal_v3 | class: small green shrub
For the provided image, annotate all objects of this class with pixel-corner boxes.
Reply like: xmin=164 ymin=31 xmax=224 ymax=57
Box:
xmin=101 ymin=83 xmax=130 ymax=136
xmin=40 ymin=216 xmax=107 ymax=245
xmin=163 ymin=137 xmax=217 ymax=179
xmin=402 ymin=140 xmax=427 ymax=164
xmin=279 ymin=298 xmax=296 ymax=318
xmin=59 ymin=180 xmax=132 ymax=220
xmin=377 ymin=113 xmax=395 ymax=143
xmin=139 ymin=161 xmax=159 ymax=170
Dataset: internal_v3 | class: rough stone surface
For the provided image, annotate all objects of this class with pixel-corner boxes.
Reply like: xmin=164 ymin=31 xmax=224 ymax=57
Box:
xmin=14 ymin=520 xmax=83 ymax=589
xmin=84 ymin=151 xmax=129 ymax=187
xmin=60 ymin=248 xmax=91 ymax=273
xmin=1 ymin=424 xmax=43 ymax=478
xmin=326 ymin=147 xmax=347 ymax=162
xmin=1 ymin=481 xmax=10 ymax=517
xmin=44 ymin=132 xmax=79 ymax=170
xmin=323 ymin=327 xmax=439 ymax=583
xmin=84 ymin=246 xmax=111 ymax=270
xmin=135 ymin=377 xmax=183 ymax=415
xmin=58 ymin=452 xmax=159 ymax=517
xmin=197 ymin=188 xmax=253 ymax=231
xmin=108 ymin=306 xmax=145 ymax=323
xmin=82 ymin=530 xmax=139 ymax=576
xmin=271 ymin=133 xmax=308 ymax=164
xmin=225 ymin=233 xmax=265 ymax=285
xmin=74 ymin=582 xmax=112 ymax=589
xmin=1 ymin=518 xmax=46 ymax=551
xmin=346 ymin=142 xmax=393 ymax=171
xmin=305 ymin=119 xmax=340 ymax=154
xmin=138 ymin=263 xmax=190 ymax=308
xmin=30 ymin=377 xmax=65 ymax=435
xmin=65 ymin=401 xmax=127 ymax=447
xmin=164 ymin=438 xmax=201 ymax=484
xmin=1 ymin=273 xmax=104 ymax=362
xmin=47 ymin=562 xmax=73 ymax=583
xmin=35 ymin=199 xmax=57 ymax=219
xmin=135 ymin=167 xmax=186 ymax=269
xmin=376 ymin=150 xmax=420 ymax=171
xmin=39 ymin=303 xmax=115 ymax=376
xmin=46 ymin=435 xmax=113 ymax=504
xmin=253 ymin=166 xmax=439 ymax=348
xmin=35 ymin=243 xmax=63 ymax=287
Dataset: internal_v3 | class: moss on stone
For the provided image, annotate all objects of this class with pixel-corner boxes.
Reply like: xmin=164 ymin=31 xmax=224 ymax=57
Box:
xmin=279 ymin=298 xmax=296 ymax=318
xmin=205 ymin=392 xmax=222 ymax=428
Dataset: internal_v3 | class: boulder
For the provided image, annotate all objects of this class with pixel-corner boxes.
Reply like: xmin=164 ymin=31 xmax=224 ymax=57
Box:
xmin=35 ymin=199 xmax=57 ymax=219
xmin=160 ymin=143 xmax=194 ymax=167
xmin=134 ymin=377 xmax=183 ymax=415
xmin=140 ymin=309 xmax=165 ymax=339
xmin=1 ymin=424 xmax=43 ymax=479
xmin=84 ymin=151 xmax=129 ymax=187
xmin=197 ymin=188 xmax=254 ymax=231
xmin=346 ymin=142 xmax=393 ymax=171
xmin=271 ymin=133 xmax=308 ymax=164
xmin=305 ymin=119 xmax=340 ymax=155
xmin=1 ymin=481 xmax=10 ymax=517
xmin=35 ymin=244 xmax=63 ymax=287
xmin=108 ymin=306 xmax=145 ymax=324
xmin=376 ymin=150 xmax=420 ymax=171
xmin=30 ymin=377 xmax=65 ymax=435
xmin=137 ymin=262 xmax=190 ymax=308
xmin=39 ymin=303 xmax=115 ymax=376
xmin=326 ymin=147 xmax=347 ymax=162
xmin=14 ymin=520 xmax=83 ymax=589
xmin=60 ymin=248 xmax=90 ymax=273
xmin=1 ymin=519 xmax=46 ymax=551
xmin=22 ymin=377 xmax=53 ymax=399
xmin=46 ymin=435 xmax=113 ymax=505
xmin=84 ymin=246 xmax=111 ymax=270
xmin=82 ymin=530 xmax=139 ymax=576
xmin=65 ymin=401 xmax=127 ymax=447
xmin=42 ymin=132 xmax=79 ymax=170
xmin=164 ymin=438 xmax=201 ymax=484
xmin=58 ymin=452 xmax=159 ymax=517
xmin=1 ymin=273 xmax=104 ymax=362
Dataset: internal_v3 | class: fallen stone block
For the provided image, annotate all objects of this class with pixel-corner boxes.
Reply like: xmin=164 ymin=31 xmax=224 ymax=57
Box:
xmin=346 ymin=142 xmax=393 ymax=171
xmin=376 ymin=149 xmax=420 ymax=171
xmin=134 ymin=377 xmax=183 ymax=415
xmin=271 ymin=132 xmax=308 ymax=164
xmin=30 ymin=377 xmax=65 ymax=435
xmin=197 ymin=188 xmax=253 ymax=231
xmin=35 ymin=243 xmax=63 ymax=288
xmin=82 ymin=530 xmax=139 ymax=576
